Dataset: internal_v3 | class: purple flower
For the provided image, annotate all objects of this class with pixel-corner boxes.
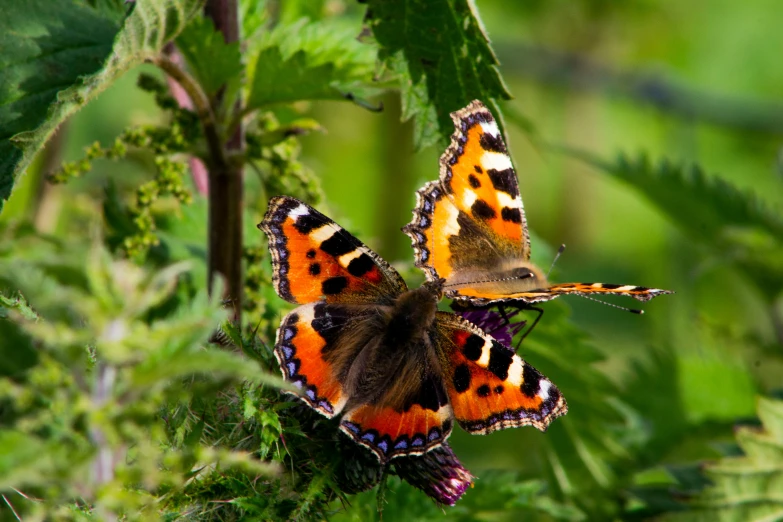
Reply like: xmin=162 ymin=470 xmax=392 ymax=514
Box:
xmin=458 ymin=309 xmax=526 ymax=348
xmin=394 ymin=442 xmax=474 ymax=506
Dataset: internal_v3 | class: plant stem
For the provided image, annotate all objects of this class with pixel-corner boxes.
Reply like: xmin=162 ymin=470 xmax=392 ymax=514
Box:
xmin=205 ymin=0 xmax=244 ymax=323
xmin=152 ymin=55 xmax=227 ymax=171
xmin=162 ymin=44 xmax=209 ymax=195
xmin=32 ymin=121 xmax=69 ymax=233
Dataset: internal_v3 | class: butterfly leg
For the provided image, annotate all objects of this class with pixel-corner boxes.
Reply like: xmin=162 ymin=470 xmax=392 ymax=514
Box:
xmin=497 ymin=304 xmax=512 ymax=326
xmin=515 ymin=306 xmax=544 ymax=350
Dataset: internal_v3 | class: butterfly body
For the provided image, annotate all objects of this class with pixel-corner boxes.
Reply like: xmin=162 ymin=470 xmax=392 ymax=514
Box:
xmin=261 ymin=196 xmax=567 ymax=463
xmin=404 ymin=100 xmax=673 ymax=308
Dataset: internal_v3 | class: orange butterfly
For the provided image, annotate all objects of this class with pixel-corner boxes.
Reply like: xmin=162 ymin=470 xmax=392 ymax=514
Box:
xmin=260 ymin=196 xmax=567 ymax=463
xmin=404 ymin=100 xmax=672 ymax=322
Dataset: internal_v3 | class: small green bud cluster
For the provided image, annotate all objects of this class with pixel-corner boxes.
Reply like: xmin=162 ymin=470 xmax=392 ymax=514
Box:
xmin=53 ymin=73 xmax=199 ymax=259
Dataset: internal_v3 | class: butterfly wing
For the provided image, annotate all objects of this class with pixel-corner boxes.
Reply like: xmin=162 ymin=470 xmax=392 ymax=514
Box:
xmin=261 ymin=196 xmax=407 ymax=305
xmin=405 ymin=102 xmax=672 ymax=308
xmin=435 ymin=312 xmax=567 ymax=433
xmin=339 ymin=371 xmax=453 ymax=463
xmin=275 ymin=302 xmax=379 ymax=418
xmin=404 ymin=100 xmax=529 ymax=286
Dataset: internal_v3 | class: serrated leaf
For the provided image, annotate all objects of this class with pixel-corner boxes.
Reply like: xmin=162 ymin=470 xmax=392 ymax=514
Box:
xmin=659 ymin=397 xmax=783 ymax=521
xmin=246 ymin=18 xmax=379 ymax=109
xmin=555 ymin=148 xmax=783 ymax=297
xmin=176 ymin=15 xmax=243 ymax=100
xmin=0 ymin=0 xmax=204 ymax=213
xmin=560 ymin=150 xmax=783 ymax=243
xmin=365 ymin=0 xmax=512 ymax=149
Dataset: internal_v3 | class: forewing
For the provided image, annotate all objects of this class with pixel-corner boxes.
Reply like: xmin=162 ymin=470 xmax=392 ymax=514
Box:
xmin=404 ymin=101 xmax=530 ymax=285
xmin=261 ymin=196 xmax=406 ymax=304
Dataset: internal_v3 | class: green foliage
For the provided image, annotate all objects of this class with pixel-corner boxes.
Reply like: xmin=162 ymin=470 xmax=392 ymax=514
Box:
xmin=0 ymin=0 xmax=122 ymax=207
xmin=365 ymin=0 xmax=512 ymax=149
xmin=334 ymin=473 xmax=584 ymax=522
xmin=0 ymin=0 xmax=204 ymax=213
xmin=176 ymin=16 xmax=243 ymax=104
xmin=246 ymin=18 xmax=380 ymax=109
xmin=0 ymin=237 xmax=284 ymax=519
xmin=657 ymin=396 xmax=783 ymax=521
xmin=1 ymin=0 xmax=781 ymax=520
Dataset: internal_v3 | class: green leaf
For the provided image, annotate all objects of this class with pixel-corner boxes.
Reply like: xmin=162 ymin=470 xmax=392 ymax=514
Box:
xmin=246 ymin=18 xmax=380 ymax=110
xmin=176 ymin=15 xmax=243 ymax=100
xmin=365 ymin=0 xmax=512 ymax=149
xmin=659 ymin=396 xmax=783 ymax=521
xmin=0 ymin=292 xmax=39 ymax=321
xmin=0 ymin=0 xmax=204 ymax=214
xmin=594 ymin=153 xmax=783 ymax=241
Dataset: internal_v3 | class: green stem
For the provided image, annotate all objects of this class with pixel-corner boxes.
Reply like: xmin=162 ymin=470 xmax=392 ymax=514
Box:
xmin=152 ymin=55 xmax=228 ymax=171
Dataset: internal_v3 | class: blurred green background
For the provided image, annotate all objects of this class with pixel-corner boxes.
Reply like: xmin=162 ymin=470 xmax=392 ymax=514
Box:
xmin=2 ymin=0 xmax=782 ymax=518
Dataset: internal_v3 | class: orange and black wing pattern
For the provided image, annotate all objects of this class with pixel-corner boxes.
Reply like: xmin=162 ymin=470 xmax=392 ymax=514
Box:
xmin=274 ymin=302 xmax=362 ymax=418
xmin=339 ymin=373 xmax=453 ymax=463
xmin=404 ymin=100 xmax=529 ymax=284
xmin=261 ymin=196 xmax=406 ymax=305
xmin=435 ymin=313 xmax=567 ymax=433
xmin=405 ymin=101 xmax=673 ymax=309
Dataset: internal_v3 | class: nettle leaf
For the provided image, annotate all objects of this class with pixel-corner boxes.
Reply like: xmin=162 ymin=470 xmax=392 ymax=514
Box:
xmin=606 ymin=153 xmax=783 ymax=242
xmin=365 ymin=0 xmax=512 ymax=149
xmin=176 ymin=15 xmax=243 ymax=101
xmin=0 ymin=0 xmax=204 ymax=214
xmin=660 ymin=397 xmax=783 ymax=521
xmin=246 ymin=18 xmax=380 ymax=110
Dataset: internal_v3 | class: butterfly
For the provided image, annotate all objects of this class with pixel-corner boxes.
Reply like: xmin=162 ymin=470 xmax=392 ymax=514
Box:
xmin=259 ymin=196 xmax=567 ymax=463
xmin=403 ymin=100 xmax=672 ymax=318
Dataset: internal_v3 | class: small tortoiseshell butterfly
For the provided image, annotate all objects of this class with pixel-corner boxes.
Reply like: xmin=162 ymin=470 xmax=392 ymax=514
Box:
xmin=404 ymin=100 xmax=673 ymax=310
xmin=259 ymin=196 xmax=567 ymax=463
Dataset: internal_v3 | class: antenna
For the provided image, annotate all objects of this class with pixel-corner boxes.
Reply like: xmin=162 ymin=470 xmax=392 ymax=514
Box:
xmin=547 ymin=244 xmax=566 ymax=278
xmin=576 ymin=293 xmax=644 ymax=314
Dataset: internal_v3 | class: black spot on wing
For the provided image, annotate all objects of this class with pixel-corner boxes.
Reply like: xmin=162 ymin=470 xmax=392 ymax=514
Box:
xmin=306 ymin=249 xmax=316 ymax=259
xmin=320 ymin=232 xmax=357 ymax=257
xmin=521 ymin=364 xmax=542 ymax=398
xmin=494 ymin=385 xmax=504 ymax=394
xmin=479 ymin=132 xmax=506 ymax=153
xmin=311 ymin=305 xmax=344 ymax=341
xmin=309 ymin=263 xmax=321 ymax=276
xmin=322 ymin=276 xmax=348 ymax=295
xmin=598 ymin=283 xmax=621 ymax=289
xmin=487 ymin=341 xmax=512 ymax=380
xmin=453 ymin=364 xmax=471 ymax=393
xmin=476 ymin=384 xmax=491 ymax=397
xmin=462 ymin=334 xmax=484 ymax=361
xmin=471 ymin=199 xmax=497 ymax=220
xmin=501 ymin=207 xmax=522 ymax=224
xmin=487 ymin=168 xmax=520 ymax=198
xmin=347 ymin=253 xmax=374 ymax=277
xmin=474 ymin=165 xmax=483 ymax=174
xmin=293 ymin=214 xmax=323 ymax=235
xmin=468 ymin=174 xmax=481 ymax=188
